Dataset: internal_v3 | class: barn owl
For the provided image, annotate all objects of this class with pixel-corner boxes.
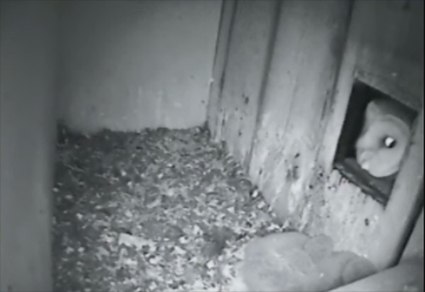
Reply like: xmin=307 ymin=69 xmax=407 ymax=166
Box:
xmin=355 ymin=97 xmax=414 ymax=178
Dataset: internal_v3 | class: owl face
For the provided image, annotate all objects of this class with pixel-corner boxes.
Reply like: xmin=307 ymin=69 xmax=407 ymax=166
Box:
xmin=355 ymin=116 xmax=411 ymax=177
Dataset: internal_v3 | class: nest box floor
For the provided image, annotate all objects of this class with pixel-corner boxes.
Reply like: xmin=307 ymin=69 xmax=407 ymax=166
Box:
xmin=52 ymin=124 xmax=284 ymax=292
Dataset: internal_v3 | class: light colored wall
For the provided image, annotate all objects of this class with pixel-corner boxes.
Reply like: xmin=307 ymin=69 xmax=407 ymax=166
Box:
xmin=306 ymin=0 xmax=423 ymax=270
xmin=248 ymin=0 xmax=351 ymax=219
xmin=402 ymin=207 xmax=424 ymax=262
xmin=0 ymin=1 xmax=58 ymax=291
xmin=208 ymin=0 xmax=281 ymax=169
xmin=212 ymin=0 xmax=423 ymax=271
xmin=58 ymin=0 xmax=222 ymax=133
xmin=330 ymin=258 xmax=423 ymax=292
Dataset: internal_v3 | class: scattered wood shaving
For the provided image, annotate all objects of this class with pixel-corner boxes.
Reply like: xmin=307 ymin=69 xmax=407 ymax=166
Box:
xmin=53 ymin=124 xmax=287 ymax=292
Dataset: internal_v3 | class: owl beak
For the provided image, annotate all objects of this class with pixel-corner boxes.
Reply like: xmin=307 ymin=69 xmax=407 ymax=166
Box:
xmin=357 ymin=151 xmax=372 ymax=171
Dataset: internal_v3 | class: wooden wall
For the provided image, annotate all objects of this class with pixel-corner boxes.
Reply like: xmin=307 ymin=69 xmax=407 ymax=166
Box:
xmin=208 ymin=0 xmax=281 ymax=168
xmin=402 ymin=207 xmax=424 ymax=262
xmin=209 ymin=0 xmax=424 ymax=271
xmin=58 ymin=1 xmax=222 ymax=133
xmin=0 ymin=1 xmax=58 ymax=290
xmin=306 ymin=0 xmax=424 ymax=270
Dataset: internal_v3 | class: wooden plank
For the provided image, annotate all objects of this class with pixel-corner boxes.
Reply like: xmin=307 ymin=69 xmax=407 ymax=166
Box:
xmin=305 ymin=0 xmax=424 ymax=271
xmin=213 ymin=0 xmax=280 ymax=169
xmin=207 ymin=0 xmax=236 ymax=139
xmin=355 ymin=0 xmax=424 ymax=110
xmin=330 ymin=259 xmax=423 ymax=292
xmin=248 ymin=0 xmax=352 ymax=219
xmin=402 ymin=207 xmax=424 ymax=262
xmin=0 ymin=1 xmax=58 ymax=291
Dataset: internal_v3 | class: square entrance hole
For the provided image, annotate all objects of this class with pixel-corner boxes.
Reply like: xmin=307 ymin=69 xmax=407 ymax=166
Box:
xmin=333 ymin=79 xmax=418 ymax=206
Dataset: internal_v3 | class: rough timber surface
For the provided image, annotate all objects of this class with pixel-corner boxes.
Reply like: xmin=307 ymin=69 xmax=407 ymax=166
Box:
xmin=248 ymin=0 xmax=351 ymax=226
xmin=52 ymin=124 xmax=285 ymax=292
xmin=309 ymin=0 xmax=424 ymax=271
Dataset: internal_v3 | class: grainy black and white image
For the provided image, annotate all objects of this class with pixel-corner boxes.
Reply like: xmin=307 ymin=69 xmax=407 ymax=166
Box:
xmin=1 ymin=0 xmax=423 ymax=292
xmin=52 ymin=124 xmax=284 ymax=291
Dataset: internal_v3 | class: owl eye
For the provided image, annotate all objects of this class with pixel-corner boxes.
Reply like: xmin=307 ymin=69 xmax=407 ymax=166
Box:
xmin=383 ymin=136 xmax=397 ymax=148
